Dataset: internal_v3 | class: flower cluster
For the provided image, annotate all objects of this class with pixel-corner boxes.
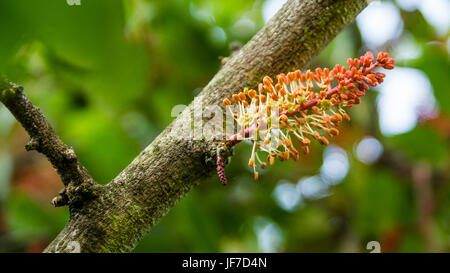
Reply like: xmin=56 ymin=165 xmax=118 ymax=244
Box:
xmin=223 ymin=51 xmax=394 ymax=181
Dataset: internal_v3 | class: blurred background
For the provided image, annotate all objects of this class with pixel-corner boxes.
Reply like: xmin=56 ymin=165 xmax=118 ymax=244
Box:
xmin=0 ymin=0 xmax=448 ymax=253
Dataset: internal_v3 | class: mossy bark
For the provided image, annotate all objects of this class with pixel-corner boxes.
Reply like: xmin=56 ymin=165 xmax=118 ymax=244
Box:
xmin=0 ymin=80 xmax=97 ymax=207
xmin=31 ymin=0 xmax=367 ymax=252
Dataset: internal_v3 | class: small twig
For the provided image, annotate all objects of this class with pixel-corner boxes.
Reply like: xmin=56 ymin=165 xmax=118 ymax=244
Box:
xmin=0 ymin=78 xmax=98 ymax=206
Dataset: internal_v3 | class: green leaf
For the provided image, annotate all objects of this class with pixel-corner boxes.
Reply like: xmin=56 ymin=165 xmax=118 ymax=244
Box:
xmin=388 ymin=126 xmax=449 ymax=166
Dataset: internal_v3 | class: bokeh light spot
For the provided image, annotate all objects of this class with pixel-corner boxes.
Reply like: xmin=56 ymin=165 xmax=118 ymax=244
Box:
xmin=357 ymin=2 xmax=403 ymax=48
xmin=272 ymin=180 xmax=303 ymax=212
xmin=377 ymin=67 xmax=436 ymax=136
xmin=355 ymin=137 xmax=384 ymax=164
xmin=320 ymin=145 xmax=349 ymax=185
xmin=297 ymin=176 xmax=330 ymax=200
xmin=262 ymin=0 xmax=287 ymax=22
xmin=254 ymin=217 xmax=284 ymax=252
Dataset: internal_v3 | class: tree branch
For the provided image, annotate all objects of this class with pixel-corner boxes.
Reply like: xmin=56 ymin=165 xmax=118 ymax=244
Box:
xmin=1 ymin=0 xmax=369 ymax=252
xmin=0 ymin=78 xmax=99 ymax=207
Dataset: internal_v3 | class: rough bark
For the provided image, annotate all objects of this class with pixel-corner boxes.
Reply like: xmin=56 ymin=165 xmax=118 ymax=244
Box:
xmin=1 ymin=0 xmax=368 ymax=252
xmin=0 ymin=80 xmax=98 ymax=207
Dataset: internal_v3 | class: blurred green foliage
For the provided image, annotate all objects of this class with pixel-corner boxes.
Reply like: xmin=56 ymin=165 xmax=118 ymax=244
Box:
xmin=0 ymin=0 xmax=448 ymax=252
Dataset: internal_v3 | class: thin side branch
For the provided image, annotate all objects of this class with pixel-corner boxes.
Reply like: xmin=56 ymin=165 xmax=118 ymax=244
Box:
xmin=0 ymin=78 xmax=99 ymax=206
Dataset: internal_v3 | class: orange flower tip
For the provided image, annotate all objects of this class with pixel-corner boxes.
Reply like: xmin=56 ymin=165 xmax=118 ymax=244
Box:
xmin=311 ymin=106 xmax=321 ymax=114
xmin=248 ymin=89 xmax=257 ymax=99
xmin=346 ymin=83 xmax=355 ymax=89
xmin=343 ymin=113 xmax=351 ymax=121
xmin=277 ymin=140 xmax=282 ymax=149
xmin=300 ymin=74 xmax=307 ymax=82
xmin=243 ymin=101 xmax=249 ymax=107
xmin=365 ymin=51 xmax=374 ymax=59
xmin=232 ymin=94 xmax=239 ymax=102
xmin=277 ymin=153 xmax=285 ymax=161
xmin=329 ymin=128 xmax=339 ymax=136
xmin=356 ymin=90 xmax=365 ymax=97
xmin=302 ymin=145 xmax=310 ymax=155
xmin=261 ymin=162 xmax=267 ymax=169
xmin=268 ymin=155 xmax=275 ymax=166
xmin=347 ymin=58 xmax=353 ymax=67
xmin=264 ymin=84 xmax=274 ymax=93
xmin=223 ymin=98 xmax=231 ymax=106
xmin=315 ymin=67 xmax=323 ymax=76
xmin=277 ymin=73 xmax=288 ymax=85
xmin=280 ymin=114 xmax=288 ymax=121
xmin=287 ymin=72 xmax=296 ymax=82
xmin=254 ymin=171 xmax=259 ymax=181
xmin=284 ymin=138 xmax=292 ymax=147
xmin=313 ymin=131 xmax=320 ymax=140
xmin=263 ymin=76 xmax=273 ymax=86
xmin=320 ymin=136 xmax=329 ymax=146
xmin=258 ymin=83 xmax=264 ymax=93
xmin=275 ymin=83 xmax=282 ymax=92
xmin=248 ymin=158 xmax=254 ymax=168
xmin=302 ymin=137 xmax=311 ymax=145
xmin=313 ymin=74 xmax=320 ymax=82
xmin=260 ymin=94 xmax=267 ymax=103
xmin=238 ymin=92 xmax=246 ymax=101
